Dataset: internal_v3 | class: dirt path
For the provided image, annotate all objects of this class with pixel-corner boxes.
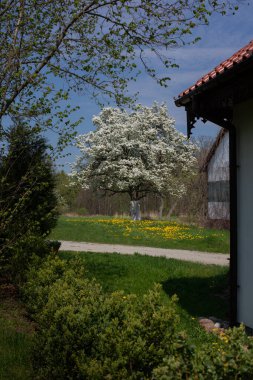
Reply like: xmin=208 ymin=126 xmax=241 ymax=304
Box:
xmin=59 ymin=241 xmax=229 ymax=266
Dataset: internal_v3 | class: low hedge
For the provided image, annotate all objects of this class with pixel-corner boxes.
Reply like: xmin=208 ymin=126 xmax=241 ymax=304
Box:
xmin=153 ymin=324 xmax=253 ymax=379
xmin=0 ymin=234 xmax=61 ymax=284
xmin=22 ymin=255 xmax=253 ymax=379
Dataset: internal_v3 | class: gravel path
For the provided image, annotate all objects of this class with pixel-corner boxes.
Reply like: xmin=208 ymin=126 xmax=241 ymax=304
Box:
xmin=60 ymin=241 xmax=229 ymax=266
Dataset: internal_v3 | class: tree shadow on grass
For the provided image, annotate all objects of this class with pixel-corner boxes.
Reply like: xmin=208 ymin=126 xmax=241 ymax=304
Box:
xmin=161 ymin=272 xmax=229 ymax=320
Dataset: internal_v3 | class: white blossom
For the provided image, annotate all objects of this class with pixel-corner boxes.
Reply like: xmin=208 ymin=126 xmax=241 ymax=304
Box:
xmin=71 ymin=103 xmax=197 ymax=203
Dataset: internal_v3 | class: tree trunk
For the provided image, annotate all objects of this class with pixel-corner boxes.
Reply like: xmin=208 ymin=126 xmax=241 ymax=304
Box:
xmin=158 ymin=197 xmax=164 ymax=219
xmin=130 ymin=200 xmax=141 ymax=220
xmin=166 ymin=201 xmax=178 ymax=220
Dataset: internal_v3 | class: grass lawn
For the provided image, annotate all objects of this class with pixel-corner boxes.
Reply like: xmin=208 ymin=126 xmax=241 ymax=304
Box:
xmin=0 ymin=294 xmax=33 ymax=380
xmin=51 ymin=216 xmax=230 ymax=253
xmin=61 ymin=250 xmax=229 ymax=343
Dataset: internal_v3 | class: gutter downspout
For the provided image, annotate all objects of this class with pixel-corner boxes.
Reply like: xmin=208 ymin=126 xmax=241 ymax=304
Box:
xmin=229 ymin=123 xmax=238 ymax=326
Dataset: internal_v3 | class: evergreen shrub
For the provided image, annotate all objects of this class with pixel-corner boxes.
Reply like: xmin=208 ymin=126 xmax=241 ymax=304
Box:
xmin=0 ymin=123 xmax=58 ymax=282
xmin=153 ymin=324 xmax=253 ymax=379
xmin=23 ymin=255 xmax=253 ymax=380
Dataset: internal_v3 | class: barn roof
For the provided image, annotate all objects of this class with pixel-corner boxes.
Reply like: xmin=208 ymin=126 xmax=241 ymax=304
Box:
xmin=176 ymin=40 xmax=253 ymax=101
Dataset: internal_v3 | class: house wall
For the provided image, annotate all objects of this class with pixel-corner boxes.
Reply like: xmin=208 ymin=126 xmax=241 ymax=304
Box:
xmin=234 ymin=97 xmax=253 ymax=329
xmin=207 ymin=132 xmax=230 ymax=220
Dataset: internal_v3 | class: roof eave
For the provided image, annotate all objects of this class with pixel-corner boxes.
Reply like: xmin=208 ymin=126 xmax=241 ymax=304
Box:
xmin=175 ymin=55 xmax=253 ymax=137
xmin=175 ymin=54 xmax=253 ymax=108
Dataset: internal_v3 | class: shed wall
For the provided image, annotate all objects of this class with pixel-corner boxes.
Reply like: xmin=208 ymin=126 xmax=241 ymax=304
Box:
xmin=207 ymin=132 xmax=230 ymax=220
xmin=208 ymin=132 xmax=229 ymax=182
xmin=234 ymin=98 xmax=253 ymax=329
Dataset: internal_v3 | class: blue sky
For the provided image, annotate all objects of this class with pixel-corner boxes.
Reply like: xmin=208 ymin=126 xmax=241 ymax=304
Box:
xmin=58 ymin=1 xmax=253 ymax=171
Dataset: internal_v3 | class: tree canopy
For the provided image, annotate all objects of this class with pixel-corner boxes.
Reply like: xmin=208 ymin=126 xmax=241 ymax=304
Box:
xmin=0 ymin=0 xmax=240 ymax=143
xmin=72 ymin=104 xmax=197 ymax=214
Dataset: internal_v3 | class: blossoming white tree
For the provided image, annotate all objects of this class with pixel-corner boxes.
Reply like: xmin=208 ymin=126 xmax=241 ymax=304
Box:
xmin=72 ymin=104 xmax=197 ymax=219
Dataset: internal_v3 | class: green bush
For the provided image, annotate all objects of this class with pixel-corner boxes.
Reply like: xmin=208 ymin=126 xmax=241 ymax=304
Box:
xmin=24 ymin=256 xmax=186 ymax=379
xmin=22 ymin=253 xmax=82 ymax=316
xmin=0 ymin=123 xmax=58 ymax=238
xmin=23 ymin=255 xmax=253 ymax=380
xmin=47 ymin=240 xmax=61 ymax=253
xmin=1 ymin=235 xmax=60 ymax=284
xmin=0 ymin=123 xmax=59 ymax=282
xmin=153 ymin=325 xmax=253 ymax=379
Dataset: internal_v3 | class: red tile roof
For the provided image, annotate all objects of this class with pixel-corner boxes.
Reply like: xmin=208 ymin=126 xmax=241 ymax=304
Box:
xmin=177 ymin=40 xmax=253 ymax=99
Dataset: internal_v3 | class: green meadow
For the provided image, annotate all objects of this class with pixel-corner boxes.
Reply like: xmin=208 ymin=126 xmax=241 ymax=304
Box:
xmin=50 ymin=216 xmax=230 ymax=253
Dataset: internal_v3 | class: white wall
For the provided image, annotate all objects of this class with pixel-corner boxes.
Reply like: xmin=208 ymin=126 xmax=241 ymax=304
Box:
xmin=234 ymin=98 xmax=253 ymax=329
